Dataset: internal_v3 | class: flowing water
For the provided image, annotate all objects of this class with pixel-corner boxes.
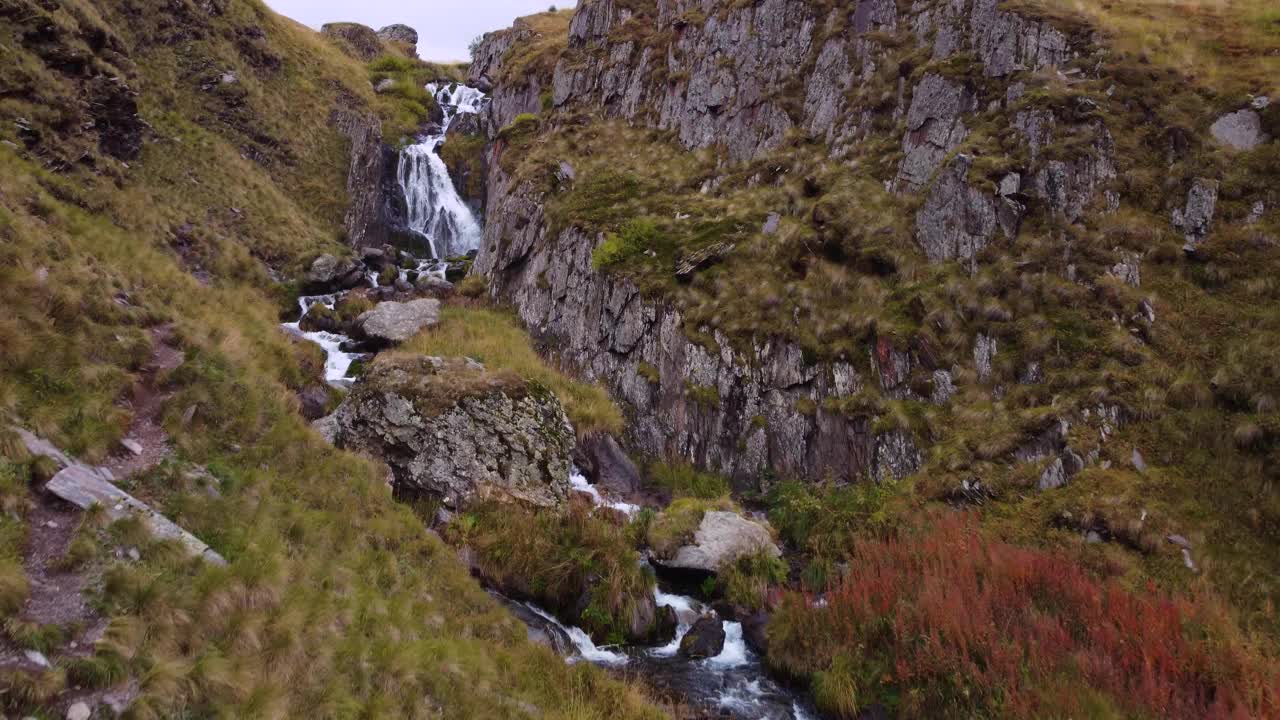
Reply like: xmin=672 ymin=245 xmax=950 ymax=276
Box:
xmin=283 ymin=78 xmax=812 ymax=717
xmin=398 ymin=83 xmax=487 ymax=259
xmin=281 ymin=294 xmax=362 ymax=385
xmin=519 ymin=473 xmax=820 ymax=719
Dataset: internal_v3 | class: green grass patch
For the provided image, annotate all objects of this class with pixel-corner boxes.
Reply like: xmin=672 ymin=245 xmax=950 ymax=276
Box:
xmin=405 ymin=306 xmax=624 ymax=435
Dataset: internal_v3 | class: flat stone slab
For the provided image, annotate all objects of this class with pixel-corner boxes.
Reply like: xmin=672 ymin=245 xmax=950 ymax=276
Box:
xmin=357 ymin=298 xmax=441 ymax=344
xmin=46 ymin=464 xmax=226 ymax=566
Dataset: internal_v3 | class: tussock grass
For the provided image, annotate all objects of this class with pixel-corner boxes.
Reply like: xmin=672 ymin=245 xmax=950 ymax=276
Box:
xmin=1012 ymin=0 xmax=1280 ymax=96
xmin=405 ymin=306 xmax=624 ymax=436
xmin=646 ymin=461 xmax=730 ymax=500
xmin=449 ymin=498 xmax=655 ymax=644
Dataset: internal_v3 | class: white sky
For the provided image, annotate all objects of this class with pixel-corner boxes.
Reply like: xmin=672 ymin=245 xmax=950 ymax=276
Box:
xmin=264 ymin=0 xmax=574 ymax=62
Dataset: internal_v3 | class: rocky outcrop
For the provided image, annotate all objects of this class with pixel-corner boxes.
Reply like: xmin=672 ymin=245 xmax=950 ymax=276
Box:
xmin=303 ymin=253 xmax=365 ymax=292
xmin=321 ymin=22 xmax=384 ymax=61
xmin=377 ymin=24 xmax=418 ymax=56
xmin=654 ymin=511 xmax=781 ymax=574
xmin=1210 ymin=108 xmax=1268 ymax=151
xmin=539 ymin=0 xmax=1084 ymax=163
xmin=326 ymin=355 xmax=574 ymax=509
xmin=915 ymin=156 xmax=1005 ymax=265
xmin=356 ymin=298 xmax=441 ymax=344
xmin=896 ymin=73 xmax=976 ymax=193
xmin=475 ymin=166 xmax=921 ymax=485
xmin=467 ymin=22 xmax=547 ymax=134
xmin=1174 ymin=178 xmax=1219 ymax=252
xmin=330 ymin=100 xmax=391 ymax=249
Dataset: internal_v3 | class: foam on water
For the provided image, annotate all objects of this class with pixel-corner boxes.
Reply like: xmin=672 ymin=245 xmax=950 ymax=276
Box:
xmin=523 ymin=602 xmax=629 ymax=666
xmin=283 ymin=294 xmax=361 ymax=385
xmin=707 ymin=622 xmax=750 ymax=668
xmin=569 ymin=468 xmax=641 ymax=516
xmin=398 ymin=83 xmax=487 ymax=259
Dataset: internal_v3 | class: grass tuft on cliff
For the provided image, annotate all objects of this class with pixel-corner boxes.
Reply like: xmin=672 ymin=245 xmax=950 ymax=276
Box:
xmin=406 ymin=306 xmax=625 ymax=436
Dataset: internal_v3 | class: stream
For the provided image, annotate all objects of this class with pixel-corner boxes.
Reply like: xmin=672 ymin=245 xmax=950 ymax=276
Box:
xmin=282 ymin=81 xmax=817 ymax=717
xmin=509 ymin=472 xmax=818 ymax=720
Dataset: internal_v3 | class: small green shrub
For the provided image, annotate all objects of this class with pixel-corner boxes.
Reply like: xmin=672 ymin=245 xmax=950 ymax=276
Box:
xmin=767 ymin=480 xmax=895 ymax=557
xmin=685 ymin=382 xmax=720 ymax=409
xmin=716 ymin=550 xmax=787 ymax=610
xmin=592 ymin=217 xmax=660 ymax=270
xmin=456 ymin=275 xmax=487 ymax=298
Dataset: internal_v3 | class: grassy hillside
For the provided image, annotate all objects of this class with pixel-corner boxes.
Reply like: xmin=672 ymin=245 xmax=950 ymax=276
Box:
xmin=0 ymin=0 xmax=667 ymax=716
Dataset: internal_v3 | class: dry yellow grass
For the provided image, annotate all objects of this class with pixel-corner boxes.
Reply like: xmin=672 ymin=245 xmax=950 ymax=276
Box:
xmin=1015 ymin=0 xmax=1280 ymax=95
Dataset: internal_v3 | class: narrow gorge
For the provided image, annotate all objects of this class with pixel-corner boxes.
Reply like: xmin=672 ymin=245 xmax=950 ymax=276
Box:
xmin=1 ymin=1 xmax=1278 ymax=719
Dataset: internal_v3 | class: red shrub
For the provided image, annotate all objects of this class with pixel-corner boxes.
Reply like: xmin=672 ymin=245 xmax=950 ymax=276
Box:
xmin=770 ymin=512 xmax=1280 ymax=719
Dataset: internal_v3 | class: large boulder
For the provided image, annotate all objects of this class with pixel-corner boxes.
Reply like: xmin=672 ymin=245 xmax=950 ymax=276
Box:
xmin=327 ymin=355 xmax=574 ymax=509
xmin=656 ymin=510 xmax=781 ymax=574
xmin=303 ymin=253 xmax=363 ymax=293
xmin=1210 ymin=109 xmax=1268 ymax=151
xmin=377 ymin=24 xmax=419 ymax=48
xmin=678 ymin=617 xmax=726 ymax=658
xmin=572 ymin=434 xmax=641 ymax=497
xmin=321 ymin=22 xmax=384 ymax=61
xmin=356 ymin=298 xmax=440 ymax=345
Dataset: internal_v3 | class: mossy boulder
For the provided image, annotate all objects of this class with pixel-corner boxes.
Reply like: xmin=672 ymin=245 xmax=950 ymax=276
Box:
xmin=321 ymin=22 xmax=385 ymax=61
xmin=649 ymin=504 xmax=781 ymax=575
xmin=326 ymin=354 xmax=574 ymax=509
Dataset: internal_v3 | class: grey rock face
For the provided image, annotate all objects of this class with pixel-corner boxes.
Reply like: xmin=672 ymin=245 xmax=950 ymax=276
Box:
xmin=896 ymin=73 xmax=976 ymax=192
xmin=974 ymin=334 xmax=997 ymax=382
xmin=467 ymin=23 xmax=547 ymax=136
xmin=357 ymin=298 xmax=441 ymax=344
xmin=914 ymin=156 xmax=1001 ymax=265
xmin=1109 ymin=251 xmax=1141 ymax=288
xmin=330 ymin=103 xmax=390 ymax=249
xmin=1175 ymin=178 xmax=1219 ymax=251
xmin=659 ymin=511 xmax=781 ymax=574
xmin=931 ymin=370 xmax=956 ymax=405
xmin=474 ymin=164 xmax=921 ymax=485
xmin=1210 ymin=109 xmax=1268 ymax=151
xmin=328 ymin=355 xmax=574 ymax=509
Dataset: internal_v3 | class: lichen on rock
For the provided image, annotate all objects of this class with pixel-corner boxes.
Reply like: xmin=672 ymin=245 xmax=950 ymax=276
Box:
xmin=326 ymin=354 xmax=574 ymax=509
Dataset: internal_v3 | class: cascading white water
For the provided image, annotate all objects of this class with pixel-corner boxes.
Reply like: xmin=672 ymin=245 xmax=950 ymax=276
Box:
xmin=397 ymin=83 xmax=487 ymax=259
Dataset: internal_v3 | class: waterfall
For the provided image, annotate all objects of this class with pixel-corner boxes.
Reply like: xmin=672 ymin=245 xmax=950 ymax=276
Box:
xmin=397 ymin=83 xmax=487 ymax=259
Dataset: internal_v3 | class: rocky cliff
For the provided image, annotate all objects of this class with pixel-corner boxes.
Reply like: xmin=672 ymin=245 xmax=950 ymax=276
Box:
xmin=465 ymin=0 xmax=1136 ymax=486
xmin=474 ymin=161 xmax=923 ymax=485
xmin=466 ymin=0 xmax=1279 ymax=579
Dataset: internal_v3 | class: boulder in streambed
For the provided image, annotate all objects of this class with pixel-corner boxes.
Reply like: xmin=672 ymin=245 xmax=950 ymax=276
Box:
xmin=304 ymin=253 xmax=364 ymax=293
xmin=326 ymin=354 xmax=573 ymax=509
xmin=679 ymin=616 xmax=726 ymax=658
xmin=652 ymin=509 xmax=781 ymax=574
xmin=356 ymin=298 xmax=440 ymax=345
